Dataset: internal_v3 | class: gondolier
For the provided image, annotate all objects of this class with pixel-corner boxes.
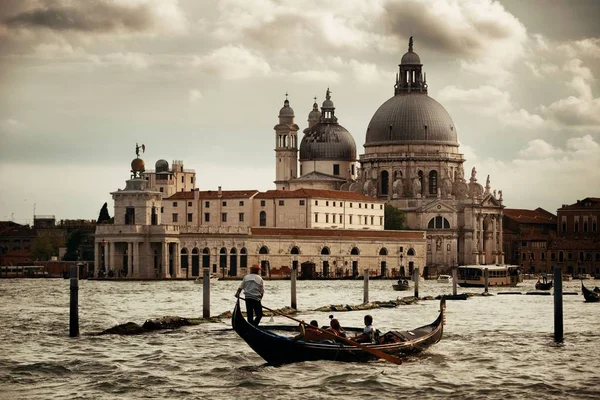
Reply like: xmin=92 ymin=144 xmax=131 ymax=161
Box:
xmin=235 ymin=265 xmax=265 ymax=326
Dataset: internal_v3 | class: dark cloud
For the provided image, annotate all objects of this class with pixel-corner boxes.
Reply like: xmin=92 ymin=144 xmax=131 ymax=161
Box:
xmin=3 ymin=1 xmax=154 ymax=33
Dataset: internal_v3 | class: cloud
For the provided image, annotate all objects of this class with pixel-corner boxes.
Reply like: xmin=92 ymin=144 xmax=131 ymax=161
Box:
xmin=541 ymin=96 xmax=600 ymax=127
xmin=291 ymin=69 xmax=341 ymax=84
xmin=2 ymin=0 xmax=186 ymax=35
xmin=188 ymin=89 xmax=202 ymax=103
xmin=89 ymin=52 xmax=150 ymax=70
xmin=192 ymin=45 xmax=271 ymax=80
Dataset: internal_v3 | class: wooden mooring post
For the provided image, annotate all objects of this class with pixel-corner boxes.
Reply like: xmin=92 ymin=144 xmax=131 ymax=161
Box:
xmin=484 ymin=268 xmax=489 ymax=293
xmin=203 ymin=269 xmax=210 ymax=318
xmin=363 ymin=269 xmax=369 ymax=304
xmin=291 ymin=267 xmax=297 ymax=310
xmin=452 ymin=267 xmax=458 ymax=296
xmin=69 ymin=265 xmax=79 ymax=337
xmin=413 ymin=267 xmax=419 ymax=298
xmin=553 ymin=266 xmax=563 ymax=343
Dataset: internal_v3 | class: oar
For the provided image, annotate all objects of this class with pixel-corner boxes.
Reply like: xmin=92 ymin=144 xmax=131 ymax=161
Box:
xmin=258 ymin=302 xmax=403 ymax=365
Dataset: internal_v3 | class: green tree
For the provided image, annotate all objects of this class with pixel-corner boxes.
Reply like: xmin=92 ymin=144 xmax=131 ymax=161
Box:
xmin=30 ymin=236 xmax=55 ymax=261
xmin=97 ymin=202 xmax=111 ymax=224
xmin=384 ymin=204 xmax=406 ymax=230
xmin=63 ymin=229 xmax=84 ymax=261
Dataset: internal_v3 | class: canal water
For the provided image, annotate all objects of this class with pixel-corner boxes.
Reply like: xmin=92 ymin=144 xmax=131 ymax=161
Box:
xmin=0 ymin=278 xmax=599 ymax=399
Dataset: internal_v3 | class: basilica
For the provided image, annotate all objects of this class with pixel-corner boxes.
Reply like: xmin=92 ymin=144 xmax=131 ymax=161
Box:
xmin=94 ymin=38 xmax=503 ymax=279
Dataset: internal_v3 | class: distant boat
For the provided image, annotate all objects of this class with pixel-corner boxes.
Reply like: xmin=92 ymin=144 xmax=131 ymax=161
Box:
xmin=437 ymin=275 xmax=451 ymax=283
xmin=535 ymin=280 xmax=553 ymax=290
xmin=194 ymin=274 xmax=218 ymax=284
xmin=457 ymin=265 xmax=521 ymax=288
xmin=575 ymin=274 xmax=592 ymax=280
xmin=581 ymin=282 xmax=600 ymax=303
xmin=392 ymin=278 xmax=410 ymax=291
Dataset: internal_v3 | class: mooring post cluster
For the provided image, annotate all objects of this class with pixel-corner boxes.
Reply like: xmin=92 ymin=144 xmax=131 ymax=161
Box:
xmin=69 ymin=264 xmax=79 ymax=337
xmin=413 ymin=267 xmax=420 ymax=298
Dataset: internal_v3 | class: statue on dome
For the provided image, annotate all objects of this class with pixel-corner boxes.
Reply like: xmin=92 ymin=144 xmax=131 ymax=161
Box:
xmin=409 ymin=36 xmax=413 ymax=52
xmin=471 ymin=167 xmax=477 ymax=181
xmin=135 ymin=143 xmax=146 ymax=157
xmin=499 ymin=190 xmax=503 ymax=201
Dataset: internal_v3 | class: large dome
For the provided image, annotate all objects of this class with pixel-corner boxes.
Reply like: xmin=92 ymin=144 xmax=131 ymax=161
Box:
xmin=300 ymin=123 xmax=356 ymax=161
xmin=365 ymin=93 xmax=458 ymax=146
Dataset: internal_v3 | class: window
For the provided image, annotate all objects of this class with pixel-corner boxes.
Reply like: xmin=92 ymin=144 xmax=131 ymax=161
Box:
xmin=594 ymin=221 xmax=598 ymax=232
xmin=541 ymin=253 xmax=546 ymax=261
xmin=181 ymin=176 xmax=184 ymax=183
xmin=350 ymin=203 xmax=353 ymax=208
xmin=370 ymin=216 xmax=374 ymax=225
xmin=191 ymin=177 xmax=194 ymax=184
xmin=159 ymin=187 xmax=164 ymax=193
xmin=522 ymin=253 xmax=527 ymax=260
xmin=172 ymin=213 xmax=178 ymax=223
xmin=584 ymin=221 xmax=588 ymax=232
xmin=221 ymin=213 xmax=227 ymax=222
xmin=239 ymin=213 xmax=244 ymax=222
xmin=315 ymin=200 xmax=319 ymax=205
xmin=427 ymin=217 xmax=451 ymax=229
xmin=333 ymin=164 xmax=340 ymax=175
xmin=160 ymin=207 xmax=164 ymax=213
xmin=279 ymin=200 xmax=285 ymax=206
xmin=522 ymin=242 xmax=527 ymax=247
xmin=187 ymin=213 xmax=193 ymax=222
xmin=325 ymin=214 xmax=329 ymax=223
xmin=222 ymin=201 xmax=227 ymax=207
xmin=326 ymin=201 xmax=329 ymax=206
xmin=429 ymin=170 xmax=438 ymax=195
xmin=260 ymin=211 xmax=267 ymax=226
xmin=380 ymin=170 xmax=389 ymax=195
xmin=315 ymin=213 xmax=319 ymax=223
xmin=173 ymin=202 xmax=178 ymax=207
xmin=299 ymin=200 xmax=305 ymax=206
xmin=561 ymin=222 xmax=566 ymax=232
xmin=239 ymin=201 xmax=244 ymax=206
xmin=188 ymin=201 xmax=192 ymax=206
xmin=261 ymin=200 xmax=266 ymax=207
xmin=530 ymin=253 xmax=535 ymax=260
xmin=351 ymin=165 xmax=355 ymax=175
xmin=333 ymin=202 xmax=336 ymax=207
xmin=567 ymin=252 xmax=573 ymax=261
xmin=559 ymin=251 xmax=564 ymax=262
xmin=379 ymin=217 xmax=383 ymax=225
xmin=350 ymin=215 xmax=353 ymax=224
xmin=125 ymin=207 xmax=135 ymax=225
xmin=575 ymin=221 xmax=579 ymax=232
xmin=380 ymin=205 xmax=383 ymax=209
xmin=204 ymin=213 xmax=210 ymax=222
xmin=359 ymin=203 xmax=362 ymax=208
xmin=371 ymin=204 xmax=374 ymax=209
xmin=364 ymin=216 xmax=368 ymax=224
xmin=205 ymin=201 xmax=210 ymax=208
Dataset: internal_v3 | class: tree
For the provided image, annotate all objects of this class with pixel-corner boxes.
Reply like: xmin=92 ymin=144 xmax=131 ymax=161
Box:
xmin=97 ymin=202 xmax=111 ymax=224
xmin=63 ymin=229 xmax=84 ymax=261
xmin=384 ymin=204 xmax=406 ymax=230
xmin=30 ymin=236 xmax=55 ymax=261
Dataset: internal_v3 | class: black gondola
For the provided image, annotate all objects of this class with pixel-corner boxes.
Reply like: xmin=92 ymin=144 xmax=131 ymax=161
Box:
xmin=392 ymin=278 xmax=410 ymax=291
xmin=582 ymin=282 xmax=600 ymax=302
xmin=535 ymin=280 xmax=553 ymax=290
xmin=232 ymin=298 xmax=445 ymax=365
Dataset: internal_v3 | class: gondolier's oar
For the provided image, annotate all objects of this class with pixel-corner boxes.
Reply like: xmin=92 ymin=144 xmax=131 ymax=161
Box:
xmin=257 ymin=301 xmax=403 ymax=365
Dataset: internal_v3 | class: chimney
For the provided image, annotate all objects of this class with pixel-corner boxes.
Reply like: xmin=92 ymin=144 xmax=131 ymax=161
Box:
xmin=218 ymin=186 xmax=222 ymax=198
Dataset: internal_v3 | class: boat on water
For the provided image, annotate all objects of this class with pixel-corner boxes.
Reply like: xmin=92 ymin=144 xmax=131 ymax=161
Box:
xmin=457 ymin=265 xmax=522 ymax=288
xmin=392 ymin=278 xmax=410 ymax=291
xmin=581 ymin=282 xmax=600 ymax=303
xmin=0 ymin=265 xmax=49 ymax=278
xmin=232 ymin=298 xmax=445 ymax=365
xmin=437 ymin=274 xmax=451 ymax=283
xmin=194 ymin=274 xmax=218 ymax=284
xmin=535 ymin=280 xmax=553 ymax=290
xmin=574 ymin=273 xmax=592 ymax=280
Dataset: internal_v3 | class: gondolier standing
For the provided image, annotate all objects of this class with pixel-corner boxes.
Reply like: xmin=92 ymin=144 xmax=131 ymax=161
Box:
xmin=235 ymin=265 xmax=265 ymax=326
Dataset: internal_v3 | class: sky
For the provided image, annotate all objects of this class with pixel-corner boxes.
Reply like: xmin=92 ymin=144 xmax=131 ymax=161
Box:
xmin=0 ymin=0 xmax=599 ymax=224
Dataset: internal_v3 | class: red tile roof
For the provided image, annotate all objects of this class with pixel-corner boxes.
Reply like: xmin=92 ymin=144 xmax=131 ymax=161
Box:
xmin=503 ymin=208 xmax=556 ymax=224
xmin=251 ymin=227 xmax=424 ymax=239
xmin=255 ymin=188 xmax=383 ymax=202
xmin=558 ymin=197 xmax=600 ymax=211
xmin=167 ymin=190 xmax=259 ymax=200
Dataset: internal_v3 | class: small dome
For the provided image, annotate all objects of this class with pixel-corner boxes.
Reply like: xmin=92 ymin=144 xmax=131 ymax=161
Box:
xmin=401 ymin=51 xmax=421 ymax=65
xmin=308 ymin=100 xmax=321 ymax=121
xmin=155 ymin=159 xmax=169 ymax=173
xmin=300 ymin=123 xmax=356 ymax=161
xmin=279 ymin=99 xmax=295 ymax=118
xmin=131 ymin=158 xmax=145 ymax=172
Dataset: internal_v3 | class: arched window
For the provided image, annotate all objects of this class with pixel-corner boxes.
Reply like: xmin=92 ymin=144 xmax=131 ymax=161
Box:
xmin=259 ymin=211 xmax=266 ymax=227
xmin=229 ymin=248 xmax=237 ymax=276
xmin=584 ymin=221 xmax=588 ymax=232
xmin=259 ymin=246 xmax=269 ymax=254
xmin=192 ymin=248 xmax=200 ymax=276
xmin=559 ymin=251 xmax=564 ymax=262
xmin=562 ymin=222 xmax=566 ymax=232
xmin=551 ymin=253 xmax=556 ymax=261
xmin=575 ymin=221 xmax=579 ymax=232
xmin=380 ymin=170 xmax=389 ymax=196
xmin=291 ymin=247 xmax=300 ymax=255
xmin=180 ymin=248 xmax=189 ymax=270
xmin=351 ymin=247 xmax=360 ymax=255
xmin=202 ymin=247 xmax=210 ymax=268
xmin=321 ymin=247 xmax=330 ymax=255
xmin=219 ymin=247 xmax=227 ymax=272
xmin=579 ymin=252 xmax=584 ymax=262
xmin=407 ymin=248 xmax=415 ymax=256
xmin=429 ymin=170 xmax=438 ymax=195
xmin=379 ymin=248 xmax=388 ymax=256
xmin=567 ymin=252 xmax=573 ymax=261
xmin=427 ymin=216 xmax=451 ymax=229
xmin=595 ymin=253 xmax=600 ymax=262
xmin=240 ymin=247 xmax=247 ymax=269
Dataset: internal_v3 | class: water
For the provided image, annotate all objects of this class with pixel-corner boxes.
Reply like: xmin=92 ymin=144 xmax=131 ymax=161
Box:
xmin=0 ymin=278 xmax=599 ymax=399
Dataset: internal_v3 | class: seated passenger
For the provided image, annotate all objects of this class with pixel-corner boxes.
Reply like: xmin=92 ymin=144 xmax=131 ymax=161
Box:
xmin=354 ymin=315 xmax=375 ymax=343
xmin=293 ymin=320 xmax=321 ymax=342
xmin=325 ymin=318 xmax=346 ymax=338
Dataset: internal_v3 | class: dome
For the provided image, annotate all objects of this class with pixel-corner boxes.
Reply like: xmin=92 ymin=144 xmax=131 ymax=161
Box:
xmin=401 ymin=51 xmax=421 ymax=65
xmin=308 ymin=101 xmax=321 ymax=121
xmin=131 ymin=158 xmax=145 ymax=172
xmin=365 ymin=93 xmax=458 ymax=146
xmin=279 ymin=99 xmax=295 ymax=118
xmin=300 ymin=123 xmax=356 ymax=161
xmin=155 ymin=159 xmax=169 ymax=173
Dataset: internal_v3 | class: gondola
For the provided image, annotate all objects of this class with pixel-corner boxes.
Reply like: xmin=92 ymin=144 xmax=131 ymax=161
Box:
xmin=232 ymin=298 xmax=445 ymax=365
xmin=392 ymin=278 xmax=410 ymax=291
xmin=535 ymin=280 xmax=553 ymax=290
xmin=581 ymin=282 xmax=600 ymax=303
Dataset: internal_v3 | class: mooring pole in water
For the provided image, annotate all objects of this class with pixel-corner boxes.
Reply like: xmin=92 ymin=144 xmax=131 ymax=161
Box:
xmin=69 ymin=265 xmax=79 ymax=337
xmin=413 ymin=267 xmax=419 ymax=298
xmin=554 ymin=266 xmax=563 ymax=343
xmin=484 ymin=268 xmax=489 ymax=293
xmin=203 ymin=269 xmax=210 ymax=318
xmin=452 ymin=267 xmax=458 ymax=296
xmin=291 ymin=267 xmax=297 ymax=310
xmin=363 ymin=269 xmax=369 ymax=304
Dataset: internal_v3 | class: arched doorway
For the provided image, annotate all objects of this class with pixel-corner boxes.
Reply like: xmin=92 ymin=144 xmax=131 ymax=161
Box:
xmin=351 ymin=247 xmax=359 ymax=277
xmin=259 ymin=246 xmax=269 ymax=276
xmin=154 ymin=249 xmax=159 ymax=277
xmin=379 ymin=248 xmax=388 ymax=277
xmin=229 ymin=248 xmax=237 ymax=277
xmin=321 ymin=247 xmax=330 ymax=278
xmin=122 ymin=247 xmax=129 ymax=277
xmin=240 ymin=248 xmax=247 ymax=270
xmin=219 ymin=247 xmax=227 ymax=277
xmin=202 ymin=247 xmax=210 ymax=272
xmin=380 ymin=170 xmax=389 ymax=196
xmin=181 ymin=248 xmax=189 ymax=277
xmin=191 ymin=248 xmax=200 ymax=276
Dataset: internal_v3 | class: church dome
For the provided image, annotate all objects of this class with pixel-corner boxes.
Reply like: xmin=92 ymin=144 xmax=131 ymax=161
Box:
xmin=300 ymin=123 xmax=356 ymax=161
xmin=155 ymin=159 xmax=169 ymax=173
xmin=131 ymin=158 xmax=145 ymax=172
xmin=401 ymin=50 xmax=421 ymax=65
xmin=365 ymin=94 xmax=457 ymax=146
xmin=308 ymin=100 xmax=321 ymax=121
xmin=279 ymin=99 xmax=294 ymax=118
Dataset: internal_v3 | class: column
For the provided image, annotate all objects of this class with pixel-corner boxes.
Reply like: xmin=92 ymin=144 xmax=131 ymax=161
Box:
xmin=499 ymin=216 xmax=504 ymax=264
xmin=133 ymin=242 xmax=140 ymax=278
xmin=479 ymin=214 xmax=484 ymax=264
xmin=127 ymin=242 xmax=133 ymax=277
xmin=94 ymin=242 xmax=100 ymax=278
xmin=109 ymin=242 xmax=116 ymax=274
xmin=493 ymin=216 xmax=498 ymax=264
xmin=162 ymin=241 xmax=169 ymax=278
xmin=174 ymin=242 xmax=180 ymax=278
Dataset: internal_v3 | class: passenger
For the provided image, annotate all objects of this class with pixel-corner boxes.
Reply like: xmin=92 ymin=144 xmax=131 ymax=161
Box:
xmin=293 ymin=320 xmax=321 ymax=342
xmin=326 ymin=318 xmax=346 ymax=338
xmin=354 ymin=315 xmax=375 ymax=343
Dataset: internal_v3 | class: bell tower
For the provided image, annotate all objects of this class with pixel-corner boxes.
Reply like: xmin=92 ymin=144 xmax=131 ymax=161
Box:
xmin=394 ymin=36 xmax=428 ymax=95
xmin=274 ymin=94 xmax=299 ymax=190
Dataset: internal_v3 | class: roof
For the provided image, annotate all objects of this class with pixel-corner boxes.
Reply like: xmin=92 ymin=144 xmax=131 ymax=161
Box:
xmin=548 ymin=237 xmax=600 ymax=251
xmin=292 ymin=171 xmax=347 ymax=182
xmin=167 ymin=190 xmax=259 ymax=200
xmin=254 ymin=188 xmax=384 ymax=202
xmin=251 ymin=227 xmax=424 ymax=240
xmin=503 ymin=208 xmax=556 ymax=224
xmin=300 ymin=123 xmax=356 ymax=161
xmin=558 ymin=197 xmax=600 ymax=211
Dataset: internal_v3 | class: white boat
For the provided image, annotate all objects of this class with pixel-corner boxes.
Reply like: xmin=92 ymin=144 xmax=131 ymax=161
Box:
xmin=437 ymin=274 xmax=451 ymax=283
xmin=457 ymin=265 xmax=522 ymax=288
xmin=574 ymin=273 xmax=592 ymax=280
